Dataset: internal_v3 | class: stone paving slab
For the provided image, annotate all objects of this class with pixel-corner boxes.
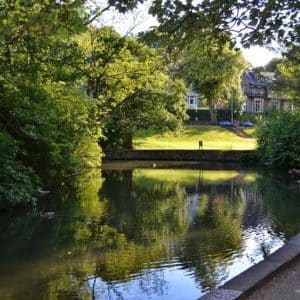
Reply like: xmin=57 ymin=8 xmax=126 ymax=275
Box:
xmin=199 ymin=289 xmax=242 ymax=300
xmin=289 ymin=234 xmax=300 ymax=246
xmin=222 ymin=260 xmax=282 ymax=292
xmin=246 ymin=257 xmax=300 ymax=300
xmin=269 ymin=243 xmax=300 ymax=263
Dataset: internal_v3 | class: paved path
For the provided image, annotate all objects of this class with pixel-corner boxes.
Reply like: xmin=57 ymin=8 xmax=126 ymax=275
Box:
xmin=226 ymin=127 xmax=252 ymax=138
xmin=246 ymin=258 xmax=300 ymax=300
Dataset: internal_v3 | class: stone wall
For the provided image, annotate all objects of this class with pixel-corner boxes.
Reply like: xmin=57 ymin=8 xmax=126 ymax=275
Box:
xmin=103 ymin=150 xmax=254 ymax=162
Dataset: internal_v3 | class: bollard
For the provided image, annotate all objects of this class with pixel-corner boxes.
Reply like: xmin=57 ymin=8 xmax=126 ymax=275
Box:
xmin=198 ymin=141 xmax=203 ymax=150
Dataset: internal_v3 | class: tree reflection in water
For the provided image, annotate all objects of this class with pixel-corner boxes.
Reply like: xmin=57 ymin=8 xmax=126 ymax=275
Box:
xmin=0 ymin=168 xmax=299 ymax=299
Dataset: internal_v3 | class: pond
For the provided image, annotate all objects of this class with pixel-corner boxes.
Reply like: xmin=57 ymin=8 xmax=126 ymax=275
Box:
xmin=0 ymin=163 xmax=300 ymax=299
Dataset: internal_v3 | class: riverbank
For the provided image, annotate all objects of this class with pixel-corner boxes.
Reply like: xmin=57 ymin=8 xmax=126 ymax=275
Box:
xmin=103 ymin=149 xmax=255 ymax=162
xmin=200 ymin=233 xmax=300 ymax=300
xmin=102 ymin=160 xmax=248 ymax=170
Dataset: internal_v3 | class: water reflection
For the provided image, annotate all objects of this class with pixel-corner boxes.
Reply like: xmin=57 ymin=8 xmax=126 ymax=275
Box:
xmin=0 ymin=167 xmax=299 ymax=299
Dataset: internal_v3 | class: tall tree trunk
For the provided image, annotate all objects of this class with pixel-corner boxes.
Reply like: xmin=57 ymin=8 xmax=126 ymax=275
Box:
xmin=123 ymin=132 xmax=133 ymax=149
xmin=209 ymin=104 xmax=217 ymax=124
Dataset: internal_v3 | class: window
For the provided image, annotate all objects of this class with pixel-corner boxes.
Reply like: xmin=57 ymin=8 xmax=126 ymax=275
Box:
xmin=187 ymin=94 xmax=198 ymax=107
xmin=254 ymin=99 xmax=263 ymax=113
xmin=273 ymin=101 xmax=280 ymax=111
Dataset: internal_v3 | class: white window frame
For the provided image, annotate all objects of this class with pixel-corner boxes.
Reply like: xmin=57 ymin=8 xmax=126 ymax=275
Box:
xmin=187 ymin=94 xmax=198 ymax=108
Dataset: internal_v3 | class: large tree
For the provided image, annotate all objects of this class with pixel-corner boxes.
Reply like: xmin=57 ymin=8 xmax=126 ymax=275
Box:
xmin=148 ymin=0 xmax=300 ymax=47
xmin=0 ymin=1 xmax=101 ymax=207
xmin=92 ymin=0 xmax=299 ymax=48
xmin=180 ymin=36 xmax=248 ymax=123
xmin=276 ymin=44 xmax=300 ymax=106
xmin=78 ymin=27 xmax=187 ymax=149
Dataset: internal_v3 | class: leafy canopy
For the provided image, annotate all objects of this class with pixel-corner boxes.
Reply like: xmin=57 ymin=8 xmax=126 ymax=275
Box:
xmin=180 ymin=36 xmax=248 ymax=123
xmin=78 ymin=27 xmax=187 ymax=149
xmin=0 ymin=0 xmax=101 ymax=207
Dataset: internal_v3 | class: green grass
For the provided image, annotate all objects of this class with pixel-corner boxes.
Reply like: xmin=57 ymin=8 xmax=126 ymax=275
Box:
xmin=134 ymin=125 xmax=257 ymax=150
xmin=243 ymin=127 xmax=257 ymax=138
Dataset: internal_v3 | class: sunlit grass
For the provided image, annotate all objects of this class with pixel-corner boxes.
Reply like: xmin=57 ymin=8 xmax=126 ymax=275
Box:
xmin=134 ymin=125 xmax=257 ymax=150
xmin=243 ymin=127 xmax=257 ymax=138
xmin=243 ymin=173 xmax=258 ymax=182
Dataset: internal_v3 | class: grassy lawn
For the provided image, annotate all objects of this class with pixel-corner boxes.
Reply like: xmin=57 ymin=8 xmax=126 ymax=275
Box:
xmin=134 ymin=125 xmax=257 ymax=150
xmin=243 ymin=127 xmax=257 ymax=138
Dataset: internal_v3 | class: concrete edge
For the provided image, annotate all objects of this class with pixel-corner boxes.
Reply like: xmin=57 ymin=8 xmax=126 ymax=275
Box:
xmin=199 ymin=233 xmax=300 ymax=300
xmin=103 ymin=149 xmax=255 ymax=162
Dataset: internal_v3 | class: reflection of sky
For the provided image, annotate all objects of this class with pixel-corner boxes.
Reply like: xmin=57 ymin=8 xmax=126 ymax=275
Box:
xmin=87 ymin=265 xmax=202 ymax=299
xmin=1 ymin=169 xmax=299 ymax=300
xmin=86 ymin=225 xmax=285 ymax=300
xmin=222 ymin=227 xmax=285 ymax=285
xmin=84 ymin=170 xmax=288 ymax=299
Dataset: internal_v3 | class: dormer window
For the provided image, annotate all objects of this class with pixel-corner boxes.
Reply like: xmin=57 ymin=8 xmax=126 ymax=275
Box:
xmin=187 ymin=93 xmax=198 ymax=107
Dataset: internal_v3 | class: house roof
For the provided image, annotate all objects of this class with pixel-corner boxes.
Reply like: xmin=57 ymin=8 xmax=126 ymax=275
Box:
xmin=245 ymin=70 xmax=274 ymax=87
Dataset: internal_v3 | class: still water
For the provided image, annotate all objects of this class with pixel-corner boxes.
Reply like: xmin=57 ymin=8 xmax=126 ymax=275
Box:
xmin=0 ymin=164 xmax=300 ymax=299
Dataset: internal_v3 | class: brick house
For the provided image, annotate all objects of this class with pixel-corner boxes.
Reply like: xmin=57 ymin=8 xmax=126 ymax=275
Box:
xmin=241 ymin=70 xmax=287 ymax=113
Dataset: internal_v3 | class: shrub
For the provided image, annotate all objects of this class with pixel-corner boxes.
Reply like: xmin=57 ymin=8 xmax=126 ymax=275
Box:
xmin=257 ymin=110 xmax=300 ymax=169
xmin=0 ymin=131 xmax=38 ymax=209
xmin=239 ymin=113 xmax=265 ymax=125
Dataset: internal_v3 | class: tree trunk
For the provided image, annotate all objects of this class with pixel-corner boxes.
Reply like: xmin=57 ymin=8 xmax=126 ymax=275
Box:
xmin=123 ymin=132 xmax=133 ymax=149
xmin=209 ymin=104 xmax=217 ymax=124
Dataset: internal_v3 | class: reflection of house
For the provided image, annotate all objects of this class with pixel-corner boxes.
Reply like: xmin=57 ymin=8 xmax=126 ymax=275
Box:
xmin=241 ymin=70 xmax=287 ymax=113
xmin=186 ymin=90 xmax=200 ymax=109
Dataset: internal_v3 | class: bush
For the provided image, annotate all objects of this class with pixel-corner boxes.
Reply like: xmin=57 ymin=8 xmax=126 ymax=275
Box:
xmin=257 ymin=110 xmax=300 ymax=169
xmin=239 ymin=113 xmax=265 ymax=125
xmin=186 ymin=109 xmax=238 ymax=122
xmin=0 ymin=131 xmax=38 ymax=209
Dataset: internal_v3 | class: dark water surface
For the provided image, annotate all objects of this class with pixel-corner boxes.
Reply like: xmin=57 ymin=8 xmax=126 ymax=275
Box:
xmin=1 ymin=164 xmax=300 ymax=299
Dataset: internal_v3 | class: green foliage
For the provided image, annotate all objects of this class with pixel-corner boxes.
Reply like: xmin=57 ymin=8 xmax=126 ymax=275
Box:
xmin=0 ymin=1 xmax=102 ymax=208
xmin=239 ymin=113 xmax=265 ymax=125
xmin=227 ymin=88 xmax=246 ymax=119
xmin=187 ymin=109 xmax=239 ymax=122
xmin=78 ymin=27 xmax=188 ymax=149
xmin=2 ymin=166 xmax=300 ymax=298
xmin=147 ymin=0 xmax=299 ymax=47
xmin=0 ymin=131 xmax=38 ymax=209
xmin=276 ymin=44 xmax=300 ymax=105
xmin=264 ymin=58 xmax=284 ymax=72
xmin=257 ymin=110 xmax=300 ymax=168
xmin=181 ymin=38 xmax=248 ymax=123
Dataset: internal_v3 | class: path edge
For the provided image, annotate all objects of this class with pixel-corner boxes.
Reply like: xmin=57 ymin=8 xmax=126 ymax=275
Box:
xmin=199 ymin=233 xmax=300 ymax=300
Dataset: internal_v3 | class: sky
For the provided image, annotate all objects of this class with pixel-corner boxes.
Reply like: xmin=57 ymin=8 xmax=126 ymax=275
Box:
xmin=242 ymin=46 xmax=281 ymax=67
xmin=98 ymin=4 xmax=281 ymax=68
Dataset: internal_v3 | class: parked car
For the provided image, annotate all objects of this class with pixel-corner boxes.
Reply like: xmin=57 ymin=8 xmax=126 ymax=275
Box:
xmin=219 ymin=121 xmax=235 ymax=127
xmin=239 ymin=121 xmax=255 ymax=127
